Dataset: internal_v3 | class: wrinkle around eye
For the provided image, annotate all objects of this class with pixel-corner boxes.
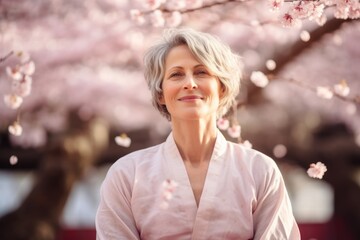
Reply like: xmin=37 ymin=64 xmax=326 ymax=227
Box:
xmin=168 ymin=73 xmax=184 ymax=79
xmin=195 ymin=71 xmax=212 ymax=78
xmin=195 ymin=71 xmax=209 ymax=75
xmin=194 ymin=66 xmax=212 ymax=75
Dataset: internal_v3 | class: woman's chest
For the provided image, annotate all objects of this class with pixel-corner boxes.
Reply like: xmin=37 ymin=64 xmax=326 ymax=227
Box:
xmin=130 ymin=167 xmax=257 ymax=240
xmin=184 ymin=161 xmax=210 ymax=207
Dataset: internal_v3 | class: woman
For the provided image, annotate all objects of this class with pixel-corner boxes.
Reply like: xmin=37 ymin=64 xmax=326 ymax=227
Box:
xmin=96 ymin=28 xmax=300 ymax=240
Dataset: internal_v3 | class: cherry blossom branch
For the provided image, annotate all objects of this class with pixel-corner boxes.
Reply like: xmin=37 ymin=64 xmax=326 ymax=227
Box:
xmin=170 ymin=0 xmax=249 ymax=14
xmin=245 ymin=17 xmax=349 ymax=103
xmin=0 ymin=51 xmax=14 ymax=64
xmin=130 ymin=0 xmax=251 ymax=27
xmin=248 ymin=72 xmax=359 ymax=105
xmin=131 ymin=0 xmax=360 ymax=27
xmin=283 ymin=77 xmax=360 ymax=104
xmin=139 ymin=0 xmax=347 ymax=14
xmin=2 ymin=51 xmax=35 ymax=163
xmin=139 ymin=0 xmax=248 ymax=14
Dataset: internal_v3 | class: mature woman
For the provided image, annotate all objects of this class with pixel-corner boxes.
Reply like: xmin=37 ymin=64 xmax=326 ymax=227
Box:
xmin=96 ymin=28 xmax=300 ymax=240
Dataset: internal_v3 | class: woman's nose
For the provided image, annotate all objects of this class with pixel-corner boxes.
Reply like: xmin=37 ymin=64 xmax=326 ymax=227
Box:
xmin=183 ymin=75 xmax=197 ymax=89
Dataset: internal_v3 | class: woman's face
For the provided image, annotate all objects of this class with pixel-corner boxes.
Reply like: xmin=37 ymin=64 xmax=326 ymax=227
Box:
xmin=160 ymin=45 xmax=222 ymax=121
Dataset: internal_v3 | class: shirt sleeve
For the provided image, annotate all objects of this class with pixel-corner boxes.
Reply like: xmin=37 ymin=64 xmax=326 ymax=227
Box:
xmin=252 ymin=154 xmax=301 ymax=240
xmin=95 ymin=162 xmax=140 ymax=240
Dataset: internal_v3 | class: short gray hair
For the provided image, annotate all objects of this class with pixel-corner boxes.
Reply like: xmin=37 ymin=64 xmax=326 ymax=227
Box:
xmin=143 ymin=28 xmax=242 ymax=120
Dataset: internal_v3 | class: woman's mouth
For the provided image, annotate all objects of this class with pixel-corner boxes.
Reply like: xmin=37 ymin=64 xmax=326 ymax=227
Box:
xmin=178 ymin=95 xmax=203 ymax=101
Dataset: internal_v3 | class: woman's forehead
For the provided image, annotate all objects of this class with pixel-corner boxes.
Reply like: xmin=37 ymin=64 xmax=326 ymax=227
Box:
xmin=165 ymin=45 xmax=204 ymax=70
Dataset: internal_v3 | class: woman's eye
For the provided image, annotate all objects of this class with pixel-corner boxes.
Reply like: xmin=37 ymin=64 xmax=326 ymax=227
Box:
xmin=195 ymin=70 xmax=209 ymax=75
xmin=169 ymin=72 xmax=183 ymax=78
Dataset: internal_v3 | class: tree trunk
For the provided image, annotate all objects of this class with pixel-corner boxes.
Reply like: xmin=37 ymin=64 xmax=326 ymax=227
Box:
xmin=0 ymin=116 xmax=109 ymax=240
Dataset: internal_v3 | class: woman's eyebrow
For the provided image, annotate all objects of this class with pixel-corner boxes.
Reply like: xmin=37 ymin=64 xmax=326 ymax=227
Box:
xmin=166 ymin=64 xmax=205 ymax=73
xmin=166 ymin=66 xmax=183 ymax=72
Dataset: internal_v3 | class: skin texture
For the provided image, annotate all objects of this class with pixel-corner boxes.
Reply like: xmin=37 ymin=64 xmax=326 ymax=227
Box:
xmin=160 ymin=44 xmax=223 ymax=206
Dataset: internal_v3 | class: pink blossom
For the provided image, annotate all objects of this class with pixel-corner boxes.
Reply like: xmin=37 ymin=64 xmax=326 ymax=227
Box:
xmin=323 ymin=0 xmax=336 ymax=6
xmin=166 ymin=11 xmax=182 ymax=27
xmin=266 ymin=59 xmax=276 ymax=71
xmin=227 ymin=124 xmax=241 ymax=139
xmin=6 ymin=66 xmax=22 ymax=80
xmin=309 ymin=3 xmax=325 ymax=20
xmin=241 ymin=140 xmax=253 ymax=149
xmin=217 ymin=117 xmax=230 ymax=130
xmin=12 ymin=75 xmax=32 ymax=97
xmin=162 ymin=179 xmax=178 ymax=191
xmin=144 ymin=0 xmax=164 ymax=10
xmin=349 ymin=4 xmax=360 ymax=19
xmin=250 ymin=71 xmax=269 ymax=88
xmin=20 ymin=61 xmax=35 ymax=75
xmin=290 ymin=1 xmax=313 ymax=19
xmin=8 ymin=121 xmax=23 ymax=136
xmin=316 ymin=86 xmax=333 ymax=99
xmin=9 ymin=155 xmax=18 ymax=165
xmin=333 ymin=80 xmax=350 ymax=97
xmin=300 ymin=30 xmax=310 ymax=42
xmin=160 ymin=179 xmax=178 ymax=209
xmin=316 ymin=14 xmax=327 ymax=26
xmin=281 ymin=12 xmax=302 ymax=28
xmin=115 ymin=133 xmax=131 ymax=147
xmin=150 ymin=10 xmax=165 ymax=27
xmin=307 ymin=162 xmax=327 ymax=179
xmin=4 ymin=94 xmax=23 ymax=109
xmin=334 ymin=5 xmax=350 ymax=19
xmin=268 ymin=0 xmax=284 ymax=11
xmin=130 ymin=9 xmax=145 ymax=25
xmin=336 ymin=0 xmax=358 ymax=8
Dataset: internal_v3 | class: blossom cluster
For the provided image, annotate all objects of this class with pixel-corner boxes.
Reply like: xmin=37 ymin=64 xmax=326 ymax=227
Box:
xmin=270 ymin=0 xmax=360 ymax=28
xmin=4 ymin=52 xmax=34 ymax=111
xmin=130 ymin=0 xmax=360 ymax=28
xmin=250 ymin=64 xmax=353 ymax=104
xmin=2 ymin=51 xmax=35 ymax=165
xmin=217 ymin=117 xmax=253 ymax=148
xmin=316 ymin=79 xmax=350 ymax=99
xmin=130 ymin=0 xmax=203 ymax=27
xmin=3 ymin=52 xmax=35 ymax=138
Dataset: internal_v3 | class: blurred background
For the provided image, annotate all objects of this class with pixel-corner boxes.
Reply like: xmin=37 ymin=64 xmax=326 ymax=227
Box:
xmin=0 ymin=0 xmax=359 ymax=239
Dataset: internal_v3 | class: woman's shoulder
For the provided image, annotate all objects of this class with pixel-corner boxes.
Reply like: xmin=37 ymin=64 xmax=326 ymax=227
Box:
xmin=226 ymin=140 xmax=279 ymax=172
xmin=226 ymin=141 xmax=284 ymax=190
xmin=109 ymin=142 xmax=164 ymax=173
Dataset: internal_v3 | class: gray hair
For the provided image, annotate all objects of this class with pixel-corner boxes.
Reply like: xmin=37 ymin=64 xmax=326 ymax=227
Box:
xmin=143 ymin=28 xmax=242 ymax=120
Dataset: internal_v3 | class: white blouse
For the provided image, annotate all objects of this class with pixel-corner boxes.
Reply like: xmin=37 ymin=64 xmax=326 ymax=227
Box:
xmin=96 ymin=131 xmax=300 ymax=240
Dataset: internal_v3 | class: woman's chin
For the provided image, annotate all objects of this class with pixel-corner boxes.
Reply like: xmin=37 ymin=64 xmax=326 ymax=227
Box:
xmin=171 ymin=111 xmax=215 ymax=121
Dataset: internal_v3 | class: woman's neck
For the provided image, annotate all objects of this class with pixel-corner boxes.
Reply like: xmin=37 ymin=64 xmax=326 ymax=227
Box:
xmin=171 ymin=118 xmax=217 ymax=165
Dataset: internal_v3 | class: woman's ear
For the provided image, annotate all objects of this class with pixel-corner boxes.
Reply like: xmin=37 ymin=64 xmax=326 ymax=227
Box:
xmin=158 ymin=94 xmax=165 ymax=105
xmin=219 ymin=81 xmax=226 ymax=99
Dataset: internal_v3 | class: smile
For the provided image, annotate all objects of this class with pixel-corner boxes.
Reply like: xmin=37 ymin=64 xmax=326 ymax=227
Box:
xmin=178 ymin=95 xmax=203 ymax=101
